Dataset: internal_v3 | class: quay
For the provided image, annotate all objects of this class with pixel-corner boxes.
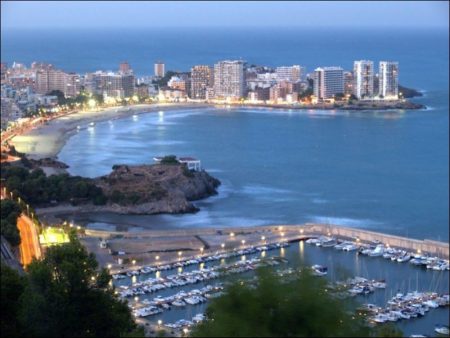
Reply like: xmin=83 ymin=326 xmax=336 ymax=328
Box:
xmin=81 ymin=223 xmax=449 ymax=274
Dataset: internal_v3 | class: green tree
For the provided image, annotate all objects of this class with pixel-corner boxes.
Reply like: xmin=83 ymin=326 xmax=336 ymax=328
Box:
xmin=1 ymin=264 xmax=26 ymax=337
xmin=191 ymin=268 xmax=401 ymax=337
xmin=160 ymin=155 xmax=179 ymax=165
xmin=47 ymin=90 xmax=66 ymax=105
xmin=0 ymin=199 xmax=22 ymax=246
xmin=18 ymin=234 xmax=141 ymax=337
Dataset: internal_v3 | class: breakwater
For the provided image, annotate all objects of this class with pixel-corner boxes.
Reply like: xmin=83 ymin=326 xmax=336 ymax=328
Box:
xmin=84 ymin=222 xmax=449 ymax=260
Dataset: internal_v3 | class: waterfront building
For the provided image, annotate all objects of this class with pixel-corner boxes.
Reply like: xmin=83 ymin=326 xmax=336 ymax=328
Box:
xmin=0 ymin=98 xmax=23 ymax=130
xmin=158 ymin=87 xmax=186 ymax=102
xmin=205 ymin=87 xmax=215 ymax=101
xmin=134 ymin=84 xmax=150 ymax=98
xmin=168 ymin=76 xmax=188 ymax=91
xmin=213 ymin=60 xmax=245 ymax=99
xmin=119 ymin=61 xmax=132 ymax=74
xmin=344 ymin=71 xmax=354 ymax=96
xmin=275 ymin=65 xmax=303 ymax=83
xmin=1 ymin=63 xmax=7 ymax=83
xmin=270 ymin=81 xmax=297 ymax=102
xmin=86 ymin=71 xmax=135 ymax=99
xmin=353 ymin=60 xmax=374 ymax=99
xmin=31 ymin=62 xmax=54 ymax=71
xmin=35 ymin=69 xmax=81 ymax=97
xmin=154 ymin=61 xmax=165 ymax=77
xmin=248 ymin=87 xmax=270 ymax=101
xmin=190 ymin=65 xmax=213 ymax=99
xmin=379 ymin=61 xmax=399 ymax=99
xmin=313 ymin=67 xmax=344 ymax=100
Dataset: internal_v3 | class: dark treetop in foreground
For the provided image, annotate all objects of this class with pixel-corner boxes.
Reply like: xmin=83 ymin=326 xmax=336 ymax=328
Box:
xmin=0 ymin=231 xmax=144 ymax=337
xmin=191 ymin=267 xmax=402 ymax=337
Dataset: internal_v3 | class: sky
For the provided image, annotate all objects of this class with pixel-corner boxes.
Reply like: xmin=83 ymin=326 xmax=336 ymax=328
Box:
xmin=1 ymin=1 xmax=449 ymax=29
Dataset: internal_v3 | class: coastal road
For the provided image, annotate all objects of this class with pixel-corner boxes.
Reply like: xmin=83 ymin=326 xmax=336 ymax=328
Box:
xmin=17 ymin=214 xmax=42 ymax=267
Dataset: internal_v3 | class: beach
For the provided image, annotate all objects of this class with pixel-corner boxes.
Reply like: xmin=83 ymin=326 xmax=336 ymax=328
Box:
xmin=10 ymin=102 xmax=213 ymax=160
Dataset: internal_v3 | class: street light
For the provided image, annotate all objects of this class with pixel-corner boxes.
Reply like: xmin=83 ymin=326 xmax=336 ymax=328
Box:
xmin=107 ymin=264 xmax=112 ymax=269
xmin=230 ymin=232 xmax=235 ymax=237
xmin=155 ymin=255 xmax=160 ymax=261
xmin=178 ymin=251 xmax=182 ymax=257
xmin=157 ymin=319 xmax=162 ymax=328
xmin=132 ymin=259 xmax=136 ymax=265
xmin=221 ymin=243 xmax=225 ymax=249
xmin=241 ymin=240 xmax=246 ymax=246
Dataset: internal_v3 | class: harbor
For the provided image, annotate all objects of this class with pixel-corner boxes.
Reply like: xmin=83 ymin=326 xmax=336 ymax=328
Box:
xmin=103 ymin=224 xmax=449 ymax=337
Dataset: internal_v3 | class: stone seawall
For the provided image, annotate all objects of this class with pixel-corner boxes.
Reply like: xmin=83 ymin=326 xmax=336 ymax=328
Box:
xmin=299 ymin=223 xmax=449 ymax=259
xmin=84 ymin=223 xmax=449 ymax=259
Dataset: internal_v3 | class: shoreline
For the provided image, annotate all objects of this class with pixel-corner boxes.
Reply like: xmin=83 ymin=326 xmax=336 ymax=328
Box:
xmin=10 ymin=100 xmax=426 ymax=161
xmin=9 ymin=103 xmax=214 ymax=160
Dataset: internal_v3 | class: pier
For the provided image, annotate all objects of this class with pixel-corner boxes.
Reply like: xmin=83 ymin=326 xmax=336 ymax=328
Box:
xmin=82 ymin=223 xmax=449 ymax=274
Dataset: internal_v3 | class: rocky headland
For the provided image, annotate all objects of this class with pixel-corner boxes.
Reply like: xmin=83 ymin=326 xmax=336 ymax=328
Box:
xmin=92 ymin=163 xmax=221 ymax=214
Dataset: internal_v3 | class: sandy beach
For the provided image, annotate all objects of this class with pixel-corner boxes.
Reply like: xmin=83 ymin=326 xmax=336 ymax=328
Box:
xmin=10 ymin=102 xmax=213 ymax=160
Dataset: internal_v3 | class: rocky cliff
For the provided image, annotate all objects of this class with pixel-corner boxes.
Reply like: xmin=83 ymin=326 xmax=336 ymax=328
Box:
xmin=93 ymin=163 xmax=220 ymax=214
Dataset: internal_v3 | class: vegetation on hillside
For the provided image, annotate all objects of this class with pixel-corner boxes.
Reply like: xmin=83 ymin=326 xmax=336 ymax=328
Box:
xmin=0 ymin=233 xmax=143 ymax=337
xmin=0 ymin=199 xmax=22 ymax=246
xmin=1 ymin=166 xmax=107 ymax=206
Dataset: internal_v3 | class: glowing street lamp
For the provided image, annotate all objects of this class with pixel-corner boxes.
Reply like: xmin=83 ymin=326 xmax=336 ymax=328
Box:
xmin=178 ymin=251 xmax=182 ymax=257
xmin=88 ymin=99 xmax=96 ymax=109
xmin=132 ymin=259 xmax=136 ymax=265
xmin=230 ymin=232 xmax=235 ymax=237
xmin=241 ymin=239 xmax=246 ymax=246
xmin=155 ymin=255 xmax=160 ymax=261
xmin=221 ymin=243 xmax=225 ymax=249
xmin=157 ymin=320 xmax=162 ymax=328
xmin=200 ymin=247 xmax=204 ymax=254
xmin=107 ymin=264 xmax=112 ymax=269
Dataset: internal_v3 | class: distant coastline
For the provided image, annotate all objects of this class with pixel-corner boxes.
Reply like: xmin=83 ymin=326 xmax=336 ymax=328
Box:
xmin=10 ymin=98 xmax=425 ymax=161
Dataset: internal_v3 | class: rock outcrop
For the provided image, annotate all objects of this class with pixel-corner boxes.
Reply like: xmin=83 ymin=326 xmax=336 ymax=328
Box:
xmin=94 ymin=163 xmax=220 ymax=215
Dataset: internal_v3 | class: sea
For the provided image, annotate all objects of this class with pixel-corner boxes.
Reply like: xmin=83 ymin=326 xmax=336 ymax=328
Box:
xmin=2 ymin=27 xmax=448 ymax=241
xmin=2 ymin=27 xmax=449 ymax=335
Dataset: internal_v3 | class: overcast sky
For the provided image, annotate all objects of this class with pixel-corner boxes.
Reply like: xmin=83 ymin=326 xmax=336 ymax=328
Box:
xmin=1 ymin=1 xmax=448 ymax=29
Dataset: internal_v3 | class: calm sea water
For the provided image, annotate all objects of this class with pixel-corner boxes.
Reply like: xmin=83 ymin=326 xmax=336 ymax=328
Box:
xmin=2 ymin=28 xmax=448 ymax=240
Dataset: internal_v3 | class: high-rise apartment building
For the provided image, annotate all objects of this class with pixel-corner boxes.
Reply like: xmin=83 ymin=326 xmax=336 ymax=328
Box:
xmin=313 ymin=67 xmax=344 ymax=100
xmin=344 ymin=71 xmax=354 ymax=96
xmin=35 ymin=69 xmax=81 ymax=97
xmin=154 ymin=61 xmax=165 ymax=77
xmin=87 ymin=71 xmax=135 ymax=98
xmin=353 ymin=60 xmax=374 ymax=99
xmin=213 ymin=60 xmax=245 ymax=99
xmin=190 ymin=65 xmax=213 ymax=99
xmin=275 ymin=65 xmax=302 ymax=83
xmin=378 ymin=61 xmax=399 ymax=99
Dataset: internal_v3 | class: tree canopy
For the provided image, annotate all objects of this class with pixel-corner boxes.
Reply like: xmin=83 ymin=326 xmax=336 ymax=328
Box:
xmin=191 ymin=267 xmax=402 ymax=337
xmin=1 ymin=199 xmax=22 ymax=246
xmin=1 ymin=166 xmax=107 ymax=206
xmin=1 ymin=233 xmax=143 ymax=337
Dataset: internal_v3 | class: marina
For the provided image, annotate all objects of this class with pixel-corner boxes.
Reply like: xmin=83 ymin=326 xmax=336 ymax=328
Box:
xmin=111 ymin=232 xmax=449 ymax=337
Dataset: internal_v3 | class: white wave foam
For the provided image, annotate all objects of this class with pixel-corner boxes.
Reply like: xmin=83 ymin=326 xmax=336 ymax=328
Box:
xmin=312 ymin=198 xmax=328 ymax=204
xmin=307 ymin=216 xmax=382 ymax=228
xmin=241 ymin=184 xmax=293 ymax=195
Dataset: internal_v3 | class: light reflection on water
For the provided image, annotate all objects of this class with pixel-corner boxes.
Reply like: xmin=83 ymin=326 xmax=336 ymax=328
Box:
xmin=113 ymin=242 xmax=448 ymax=336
